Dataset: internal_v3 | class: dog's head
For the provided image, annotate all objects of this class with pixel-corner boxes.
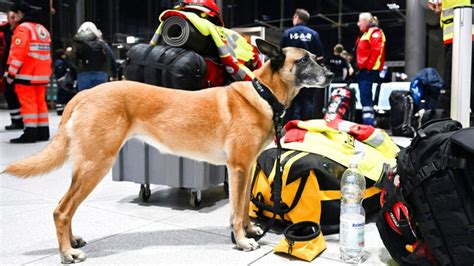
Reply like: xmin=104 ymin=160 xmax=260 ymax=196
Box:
xmin=255 ymin=39 xmax=333 ymax=89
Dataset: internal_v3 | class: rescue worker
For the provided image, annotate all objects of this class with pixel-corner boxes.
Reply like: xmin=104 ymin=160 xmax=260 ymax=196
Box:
xmin=280 ymin=8 xmax=326 ymax=123
xmin=428 ymin=0 xmax=474 ymax=124
xmin=325 ymin=44 xmax=350 ymax=83
xmin=6 ymin=3 xmax=52 ymax=143
xmin=354 ymin=12 xmax=386 ymax=126
xmin=68 ymin=22 xmax=117 ymax=91
xmin=1 ymin=10 xmax=23 ymax=130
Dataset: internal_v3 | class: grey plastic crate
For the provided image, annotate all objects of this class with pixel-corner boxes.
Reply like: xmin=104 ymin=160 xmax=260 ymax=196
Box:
xmin=112 ymin=138 xmax=227 ymax=206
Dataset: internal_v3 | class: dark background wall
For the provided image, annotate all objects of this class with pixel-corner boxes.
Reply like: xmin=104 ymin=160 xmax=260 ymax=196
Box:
xmin=0 ymin=0 xmax=442 ymax=70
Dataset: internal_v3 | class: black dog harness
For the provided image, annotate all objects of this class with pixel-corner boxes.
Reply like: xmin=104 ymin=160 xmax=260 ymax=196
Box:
xmin=231 ymin=78 xmax=287 ymax=244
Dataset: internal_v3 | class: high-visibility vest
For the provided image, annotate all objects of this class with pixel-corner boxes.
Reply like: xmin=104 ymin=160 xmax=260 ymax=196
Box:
xmin=355 ymin=26 xmax=386 ymax=71
xmin=7 ymin=22 xmax=52 ymax=85
xmin=280 ymin=119 xmax=398 ymax=181
xmin=440 ymin=0 xmax=474 ymax=44
xmin=150 ymin=10 xmax=261 ymax=81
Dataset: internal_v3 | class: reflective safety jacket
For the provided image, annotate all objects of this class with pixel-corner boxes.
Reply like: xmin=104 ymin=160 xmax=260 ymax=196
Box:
xmin=150 ymin=10 xmax=261 ymax=81
xmin=7 ymin=22 xmax=52 ymax=85
xmin=355 ymin=26 xmax=386 ymax=71
xmin=440 ymin=0 xmax=474 ymax=44
xmin=280 ymin=119 xmax=399 ymax=181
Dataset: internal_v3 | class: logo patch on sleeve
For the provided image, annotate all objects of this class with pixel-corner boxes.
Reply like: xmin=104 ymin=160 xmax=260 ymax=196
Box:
xmin=36 ymin=25 xmax=48 ymax=41
xmin=14 ymin=38 xmax=21 ymax=45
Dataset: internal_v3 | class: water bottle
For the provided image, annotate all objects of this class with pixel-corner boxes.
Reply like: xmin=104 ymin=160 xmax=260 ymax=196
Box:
xmin=339 ymin=163 xmax=366 ymax=263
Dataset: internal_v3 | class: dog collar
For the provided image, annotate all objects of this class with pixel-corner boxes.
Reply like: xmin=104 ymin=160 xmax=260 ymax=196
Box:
xmin=252 ymin=78 xmax=286 ymax=122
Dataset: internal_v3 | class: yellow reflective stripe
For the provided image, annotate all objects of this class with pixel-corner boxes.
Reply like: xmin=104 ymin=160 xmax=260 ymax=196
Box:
xmin=28 ymin=52 xmax=51 ymax=60
xmin=364 ymin=129 xmax=385 ymax=147
xmin=30 ymin=43 xmax=50 ymax=51
xmin=360 ymin=27 xmax=376 ymax=41
xmin=24 ymin=122 xmax=38 ymax=127
xmin=372 ymin=44 xmax=384 ymax=70
xmin=320 ymin=186 xmax=381 ymax=201
xmin=23 ymin=113 xmax=39 ymax=119
xmin=11 ymin=60 xmax=23 ymax=67
xmin=338 ymin=121 xmax=355 ymax=132
xmin=16 ymin=74 xmax=50 ymax=81
xmin=8 ymin=66 xmax=19 ymax=74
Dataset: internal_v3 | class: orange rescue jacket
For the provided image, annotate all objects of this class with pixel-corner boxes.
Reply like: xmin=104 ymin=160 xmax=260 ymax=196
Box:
xmin=7 ymin=22 xmax=52 ymax=85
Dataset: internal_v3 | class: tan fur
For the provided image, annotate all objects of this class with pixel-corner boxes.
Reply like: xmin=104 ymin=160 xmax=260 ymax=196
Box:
xmin=3 ymin=45 xmax=331 ymax=263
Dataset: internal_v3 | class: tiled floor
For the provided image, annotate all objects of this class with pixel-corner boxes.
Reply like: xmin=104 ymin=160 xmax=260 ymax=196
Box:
xmin=0 ymin=109 xmax=398 ymax=265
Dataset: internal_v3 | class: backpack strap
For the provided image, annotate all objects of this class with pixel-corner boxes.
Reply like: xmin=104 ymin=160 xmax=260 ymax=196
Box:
xmin=403 ymin=156 xmax=466 ymax=197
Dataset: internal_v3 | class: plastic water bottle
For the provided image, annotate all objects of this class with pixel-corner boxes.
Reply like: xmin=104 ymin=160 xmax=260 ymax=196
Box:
xmin=339 ymin=163 xmax=366 ymax=263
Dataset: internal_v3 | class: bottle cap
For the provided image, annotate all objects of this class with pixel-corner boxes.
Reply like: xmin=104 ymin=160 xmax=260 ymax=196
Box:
xmin=349 ymin=163 xmax=358 ymax=168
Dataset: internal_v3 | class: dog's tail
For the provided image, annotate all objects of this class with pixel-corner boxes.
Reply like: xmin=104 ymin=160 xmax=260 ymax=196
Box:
xmin=3 ymin=101 xmax=75 ymax=178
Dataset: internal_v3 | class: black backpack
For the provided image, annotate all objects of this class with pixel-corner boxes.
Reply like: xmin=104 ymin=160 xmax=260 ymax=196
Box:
xmin=76 ymin=39 xmax=108 ymax=70
xmin=389 ymin=90 xmax=415 ymax=137
xmin=124 ymin=44 xmax=207 ymax=90
xmin=381 ymin=119 xmax=474 ymax=265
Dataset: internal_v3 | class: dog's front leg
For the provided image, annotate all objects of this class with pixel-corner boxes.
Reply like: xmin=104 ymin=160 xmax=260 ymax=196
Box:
xmin=227 ymin=163 xmax=260 ymax=251
xmin=243 ymin=175 xmax=263 ymax=237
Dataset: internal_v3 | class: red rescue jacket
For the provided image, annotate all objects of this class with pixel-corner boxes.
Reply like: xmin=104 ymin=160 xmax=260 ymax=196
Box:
xmin=355 ymin=26 xmax=386 ymax=71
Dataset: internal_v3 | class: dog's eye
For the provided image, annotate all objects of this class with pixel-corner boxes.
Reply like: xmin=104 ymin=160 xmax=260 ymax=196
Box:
xmin=298 ymin=56 xmax=309 ymax=64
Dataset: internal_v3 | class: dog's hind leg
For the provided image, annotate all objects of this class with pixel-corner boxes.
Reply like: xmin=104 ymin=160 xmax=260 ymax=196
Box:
xmin=53 ymin=156 xmax=116 ymax=264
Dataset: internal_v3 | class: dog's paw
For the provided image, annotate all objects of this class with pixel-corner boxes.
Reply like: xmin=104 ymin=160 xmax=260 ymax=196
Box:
xmin=60 ymin=248 xmax=86 ymax=264
xmin=71 ymin=236 xmax=87 ymax=248
xmin=246 ymin=224 xmax=263 ymax=237
xmin=237 ymin=237 xmax=260 ymax=252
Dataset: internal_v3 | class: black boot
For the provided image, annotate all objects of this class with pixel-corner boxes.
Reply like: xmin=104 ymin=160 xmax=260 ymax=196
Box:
xmin=37 ymin=126 xmax=50 ymax=141
xmin=10 ymin=127 xmax=37 ymax=144
xmin=5 ymin=119 xmax=24 ymax=130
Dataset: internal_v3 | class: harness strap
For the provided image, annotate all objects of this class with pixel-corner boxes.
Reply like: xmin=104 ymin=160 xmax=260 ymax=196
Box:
xmin=243 ymin=79 xmax=286 ymax=242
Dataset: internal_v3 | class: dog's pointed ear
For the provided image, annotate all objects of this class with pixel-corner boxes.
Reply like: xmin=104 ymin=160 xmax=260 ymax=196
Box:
xmin=255 ymin=38 xmax=285 ymax=71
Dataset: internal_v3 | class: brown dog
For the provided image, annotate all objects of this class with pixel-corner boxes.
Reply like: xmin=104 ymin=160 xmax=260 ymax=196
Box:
xmin=3 ymin=39 xmax=332 ymax=263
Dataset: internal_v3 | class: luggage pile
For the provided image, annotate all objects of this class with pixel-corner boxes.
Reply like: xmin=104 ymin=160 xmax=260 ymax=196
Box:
xmin=377 ymin=119 xmax=474 ymax=265
xmin=389 ymin=68 xmax=446 ymax=137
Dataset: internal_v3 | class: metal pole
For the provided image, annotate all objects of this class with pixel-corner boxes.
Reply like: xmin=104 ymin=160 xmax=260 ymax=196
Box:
xmin=450 ymin=6 xmax=472 ymax=127
xmin=405 ymin=0 xmax=426 ymax=79
xmin=280 ymin=0 xmax=284 ymax=29
xmin=338 ymin=0 xmax=342 ymax=43
xmin=75 ymin=0 xmax=84 ymax=28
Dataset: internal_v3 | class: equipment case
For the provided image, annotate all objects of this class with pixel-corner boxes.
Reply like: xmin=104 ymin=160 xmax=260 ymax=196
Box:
xmin=112 ymin=138 xmax=227 ymax=207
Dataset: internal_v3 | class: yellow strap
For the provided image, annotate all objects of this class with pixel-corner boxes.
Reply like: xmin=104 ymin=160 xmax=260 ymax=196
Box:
xmin=319 ymin=186 xmax=381 ymax=201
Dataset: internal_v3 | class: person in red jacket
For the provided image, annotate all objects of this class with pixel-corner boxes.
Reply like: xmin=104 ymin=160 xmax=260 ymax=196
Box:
xmin=355 ymin=12 xmax=386 ymax=126
xmin=6 ymin=2 xmax=52 ymax=143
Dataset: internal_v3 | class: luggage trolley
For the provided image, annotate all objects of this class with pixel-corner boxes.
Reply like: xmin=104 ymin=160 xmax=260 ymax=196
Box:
xmin=112 ymin=138 xmax=228 ymax=207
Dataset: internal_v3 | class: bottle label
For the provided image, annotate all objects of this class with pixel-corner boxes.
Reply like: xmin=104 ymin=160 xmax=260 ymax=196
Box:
xmin=340 ymin=213 xmax=365 ymax=250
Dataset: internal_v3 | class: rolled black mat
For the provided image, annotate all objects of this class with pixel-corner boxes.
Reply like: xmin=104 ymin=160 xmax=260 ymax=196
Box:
xmin=161 ymin=16 xmax=213 ymax=54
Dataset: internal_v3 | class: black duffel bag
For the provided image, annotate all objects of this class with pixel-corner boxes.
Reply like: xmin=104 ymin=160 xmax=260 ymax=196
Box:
xmin=124 ymin=43 xmax=207 ymax=90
